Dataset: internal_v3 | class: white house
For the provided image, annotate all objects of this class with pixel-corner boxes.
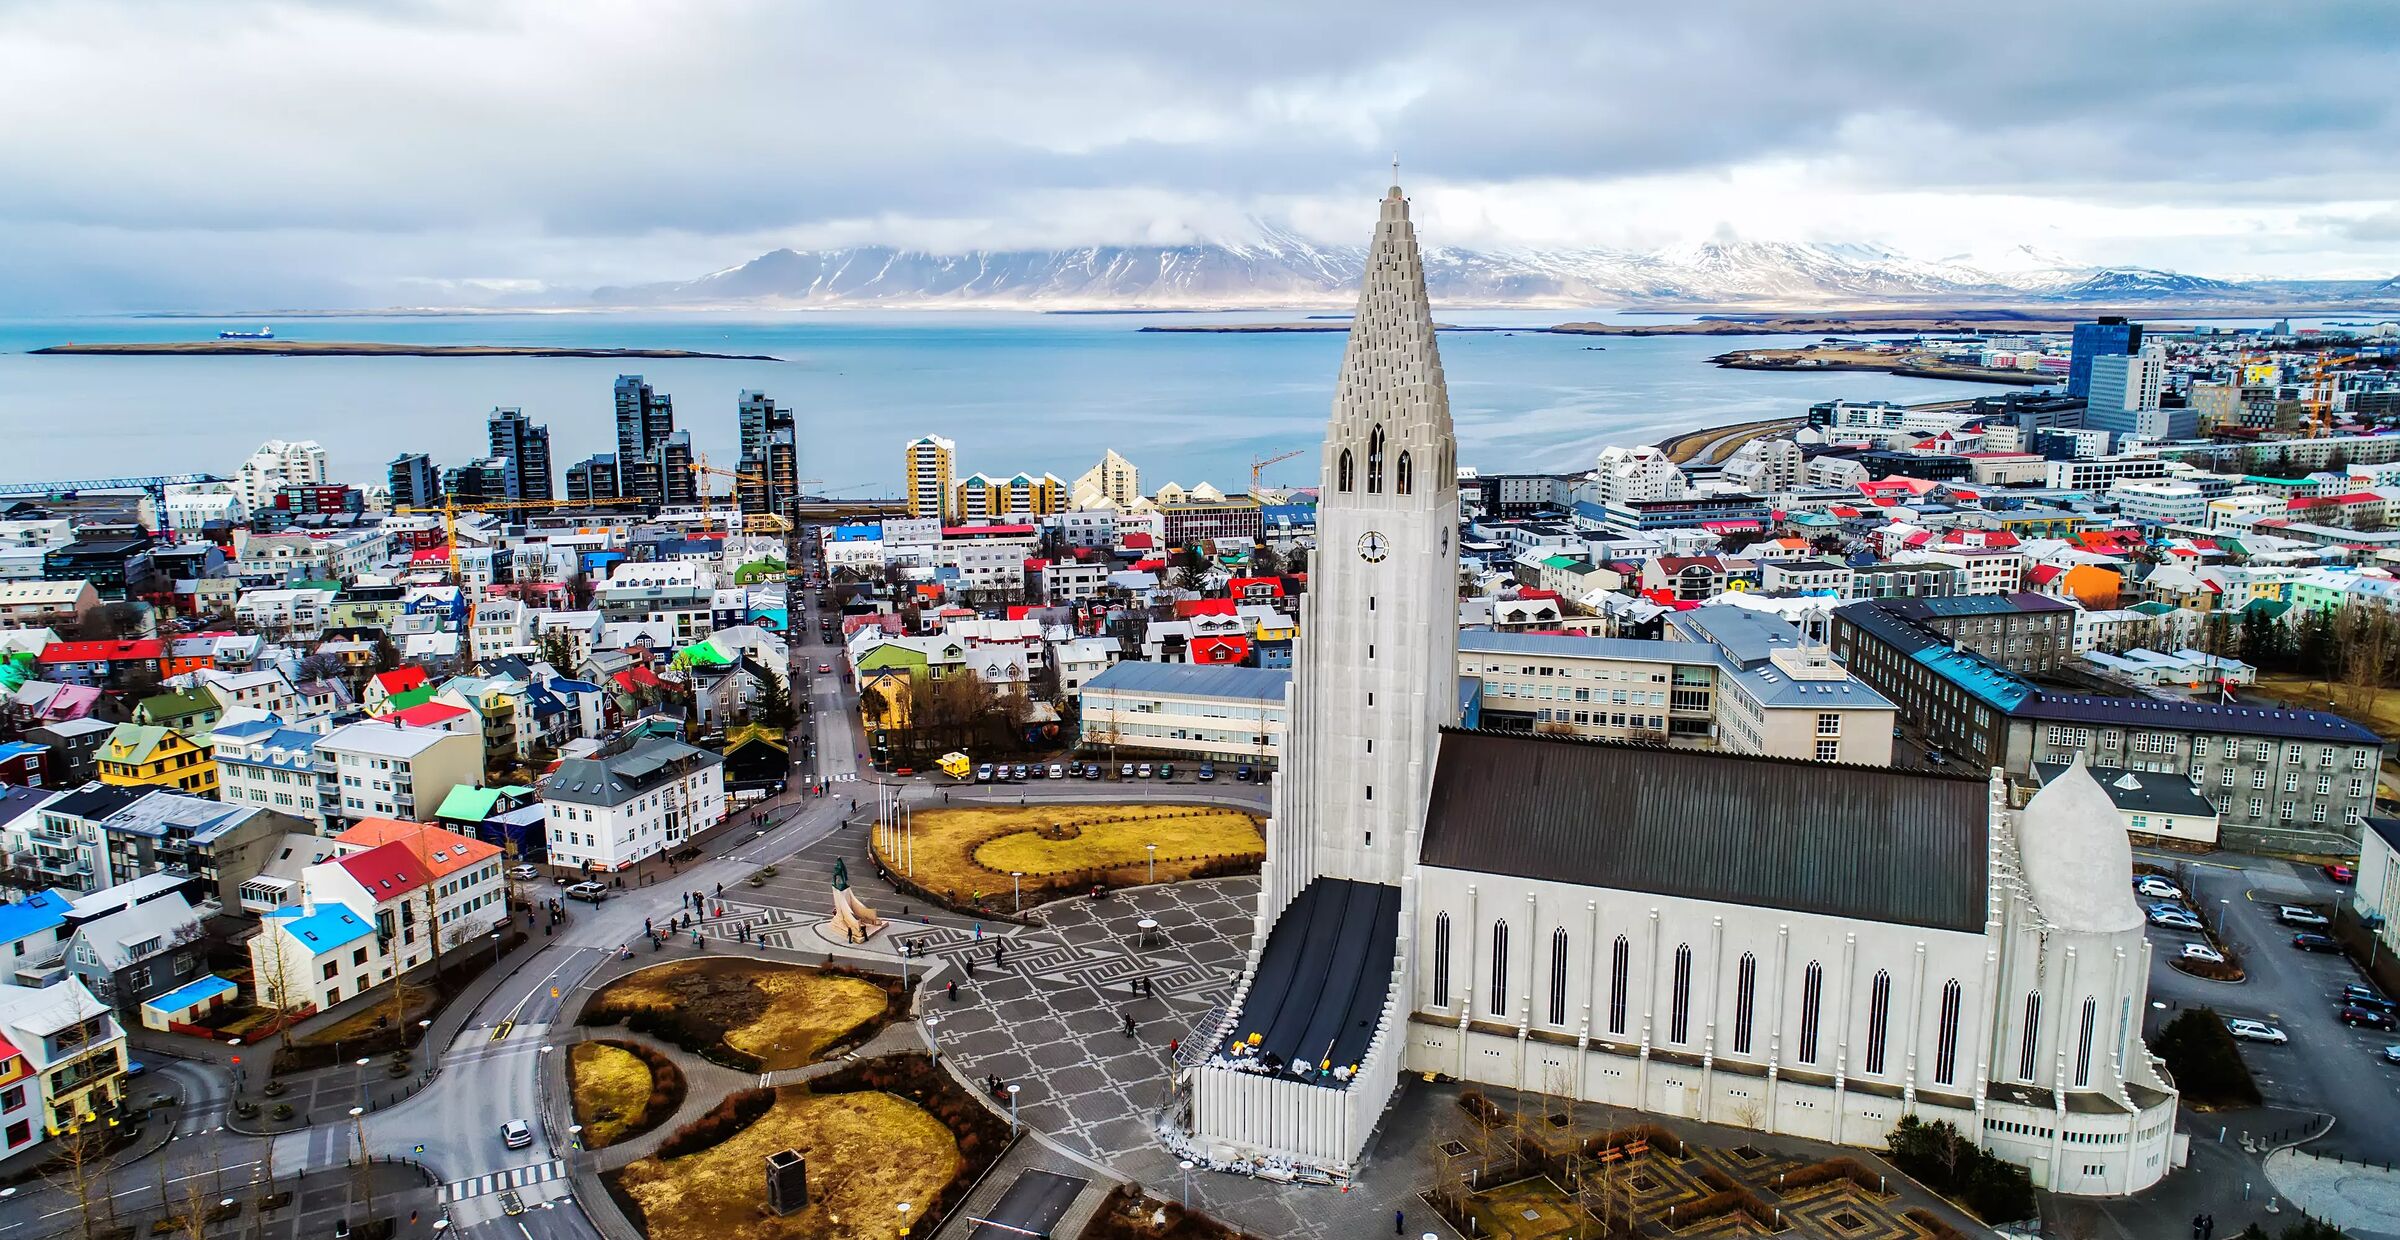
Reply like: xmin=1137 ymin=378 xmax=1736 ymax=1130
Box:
xmin=538 ymin=733 xmax=726 ymax=873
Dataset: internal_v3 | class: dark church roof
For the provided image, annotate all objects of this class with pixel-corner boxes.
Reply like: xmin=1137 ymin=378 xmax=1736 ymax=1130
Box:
xmin=1419 ymin=729 xmax=1990 ymax=933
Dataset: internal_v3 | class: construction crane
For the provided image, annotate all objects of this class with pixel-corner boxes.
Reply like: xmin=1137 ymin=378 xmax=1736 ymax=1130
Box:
xmin=1249 ymin=448 xmax=1305 ymax=496
xmin=687 ymin=457 xmax=816 ymax=535
xmin=395 ymin=495 xmax=596 ymax=577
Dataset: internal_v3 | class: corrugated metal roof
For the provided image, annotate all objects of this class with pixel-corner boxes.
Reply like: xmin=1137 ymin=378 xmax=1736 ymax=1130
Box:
xmin=1420 ymin=729 xmax=1990 ymax=933
xmin=1082 ymin=660 xmax=1292 ymax=703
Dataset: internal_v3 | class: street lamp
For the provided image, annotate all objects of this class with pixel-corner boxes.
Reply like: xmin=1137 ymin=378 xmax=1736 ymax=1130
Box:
xmin=1011 ymin=871 xmax=1024 ymax=912
xmin=1146 ymin=843 xmax=1157 ymax=885
xmin=1179 ymin=1159 xmax=1193 ymax=1209
xmin=1006 ymin=1083 xmax=1021 ymax=1135
xmin=897 ymin=1202 xmax=912 ymax=1237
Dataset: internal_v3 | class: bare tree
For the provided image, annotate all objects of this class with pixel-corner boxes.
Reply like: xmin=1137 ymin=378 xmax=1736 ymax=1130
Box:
xmin=40 ymin=1122 xmax=113 ymax=1240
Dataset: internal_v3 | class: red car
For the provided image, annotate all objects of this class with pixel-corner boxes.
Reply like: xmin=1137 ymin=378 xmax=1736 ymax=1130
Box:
xmin=2325 ymin=863 xmax=2356 ymax=884
xmin=817 ymin=662 xmax=833 ymax=673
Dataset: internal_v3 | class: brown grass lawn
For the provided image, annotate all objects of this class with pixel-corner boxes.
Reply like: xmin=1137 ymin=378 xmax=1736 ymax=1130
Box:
xmin=614 ymin=1088 xmax=957 ymax=1240
xmin=875 ymin=803 xmax=1264 ymax=905
xmin=587 ymin=958 xmax=889 ymax=1071
xmin=569 ymin=1042 xmax=654 ymax=1148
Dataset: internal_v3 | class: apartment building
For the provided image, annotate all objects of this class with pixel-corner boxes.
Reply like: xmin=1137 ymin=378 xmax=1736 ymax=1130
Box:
xmin=315 ymin=720 xmax=484 ymax=829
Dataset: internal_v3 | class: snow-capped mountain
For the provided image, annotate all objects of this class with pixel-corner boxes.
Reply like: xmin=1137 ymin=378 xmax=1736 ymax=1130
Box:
xmin=592 ymin=235 xmax=2395 ymax=310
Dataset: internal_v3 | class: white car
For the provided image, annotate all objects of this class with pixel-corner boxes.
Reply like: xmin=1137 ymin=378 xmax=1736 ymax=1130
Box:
xmin=2134 ymin=877 xmax=2183 ymax=901
xmin=2278 ymin=906 xmax=2330 ymax=928
xmin=2149 ymin=909 xmax=2203 ymax=931
xmin=506 ymin=864 xmax=538 ymax=881
xmin=2225 ymin=1019 xmax=2288 ymax=1045
xmin=2180 ymin=943 xmax=2226 ymax=964
xmin=502 ymin=1119 xmax=534 ymax=1149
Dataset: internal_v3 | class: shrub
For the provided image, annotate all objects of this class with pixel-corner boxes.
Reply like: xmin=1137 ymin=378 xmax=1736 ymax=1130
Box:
xmin=1886 ymin=1116 xmax=2034 ymax=1224
xmin=2150 ymin=1008 xmax=2262 ymax=1107
xmin=654 ymin=1087 xmax=774 ymax=1159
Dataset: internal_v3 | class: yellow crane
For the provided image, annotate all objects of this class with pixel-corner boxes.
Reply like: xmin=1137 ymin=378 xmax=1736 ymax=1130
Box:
xmin=1249 ymin=448 xmax=1305 ymax=496
xmin=687 ymin=457 xmax=816 ymax=535
xmin=395 ymin=495 xmax=597 ymax=577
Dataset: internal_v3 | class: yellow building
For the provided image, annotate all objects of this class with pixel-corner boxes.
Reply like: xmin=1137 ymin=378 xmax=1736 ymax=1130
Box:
xmin=904 ymin=435 xmax=957 ymax=522
xmin=96 ymin=724 xmax=216 ymax=796
xmin=953 ymin=470 xmax=1064 ymax=522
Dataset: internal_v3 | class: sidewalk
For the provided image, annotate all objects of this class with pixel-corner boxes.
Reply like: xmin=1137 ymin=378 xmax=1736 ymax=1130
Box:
xmin=2266 ymin=1147 xmax=2400 ymax=1239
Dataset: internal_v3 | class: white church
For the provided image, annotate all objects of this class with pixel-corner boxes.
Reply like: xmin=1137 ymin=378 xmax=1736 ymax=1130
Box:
xmin=1184 ymin=181 xmax=2183 ymax=1198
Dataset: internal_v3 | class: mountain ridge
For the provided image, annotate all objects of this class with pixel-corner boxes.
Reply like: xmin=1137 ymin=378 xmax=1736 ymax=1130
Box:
xmin=593 ymin=236 xmax=2400 ymax=311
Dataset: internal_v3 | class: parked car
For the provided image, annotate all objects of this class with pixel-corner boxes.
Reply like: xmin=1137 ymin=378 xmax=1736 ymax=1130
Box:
xmin=2225 ymin=1019 xmax=2289 ymax=1044
xmin=1198 ymin=763 xmax=1216 ymax=781
xmin=1120 ymin=763 xmax=1135 ymax=778
xmin=976 ymin=764 xmax=995 ymax=783
xmin=506 ymin=864 xmax=539 ymax=881
xmin=1048 ymin=764 xmax=1065 ymax=779
xmin=123 ymin=1060 xmax=146 ymax=1077
xmin=564 ymin=881 xmax=609 ymax=904
xmin=2134 ymin=876 xmax=2184 ymax=901
xmin=2341 ymin=1006 xmax=2398 ymax=1031
xmin=2278 ymin=906 xmax=2331 ymax=928
xmin=1236 ymin=764 xmax=1254 ymax=782
xmin=1137 ymin=763 xmax=1153 ymax=779
xmin=2325 ymin=863 xmax=2356 ymax=884
xmin=1013 ymin=764 xmax=1030 ymax=781
xmin=2383 ymin=1045 xmax=2400 ymax=1066
xmin=2181 ymin=943 xmax=2227 ymax=964
xmin=2148 ymin=909 xmax=2202 ymax=931
xmin=1084 ymin=764 xmax=1102 ymax=780
xmin=2341 ymin=985 xmax=2392 ymax=1011
xmin=2292 ymin=933 xmax=2343 ymax=953
xmin=1159 ymin=763 xmax=1176 ymax=779
xmin=502 ymin=1119 xmax=534 ymax=1150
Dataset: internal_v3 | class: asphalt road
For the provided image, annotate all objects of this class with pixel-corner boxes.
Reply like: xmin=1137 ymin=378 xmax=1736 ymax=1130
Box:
xmin=2140 ymin=850 xmax=2400 ymax=1161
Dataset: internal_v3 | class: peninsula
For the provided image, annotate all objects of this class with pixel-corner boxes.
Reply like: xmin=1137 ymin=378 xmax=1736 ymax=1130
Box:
xmin=29 ymin=341 xmax=779 ymax=360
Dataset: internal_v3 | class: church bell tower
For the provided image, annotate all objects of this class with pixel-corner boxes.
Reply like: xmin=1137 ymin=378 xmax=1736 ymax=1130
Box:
xmin=1263 ymin=180 xmax=1461 ymax=907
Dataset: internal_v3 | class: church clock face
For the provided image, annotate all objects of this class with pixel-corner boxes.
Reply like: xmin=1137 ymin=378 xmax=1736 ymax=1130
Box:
xmin=1357 ymin=531 xmax=1389 ymax=563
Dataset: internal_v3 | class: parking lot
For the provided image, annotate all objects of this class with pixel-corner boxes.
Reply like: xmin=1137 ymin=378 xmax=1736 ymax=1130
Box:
xmin=961 ymin=757 xmax=1274 ymax=789
xmin=2140 ymin=852 xmax=2400 ymax=1160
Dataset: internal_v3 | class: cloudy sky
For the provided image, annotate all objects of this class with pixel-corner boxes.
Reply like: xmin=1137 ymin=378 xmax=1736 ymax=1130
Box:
xmin=5 ymin=0 xmax=2395 ymax=311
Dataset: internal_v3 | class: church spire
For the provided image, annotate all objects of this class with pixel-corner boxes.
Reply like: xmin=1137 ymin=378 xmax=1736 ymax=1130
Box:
xmin=1324 ymin=178 xmax=1453 ymax=500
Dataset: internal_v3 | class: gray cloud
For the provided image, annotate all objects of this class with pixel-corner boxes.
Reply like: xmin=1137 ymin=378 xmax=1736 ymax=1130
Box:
xmin=2 ymin=0 xmax=2395 ymax=310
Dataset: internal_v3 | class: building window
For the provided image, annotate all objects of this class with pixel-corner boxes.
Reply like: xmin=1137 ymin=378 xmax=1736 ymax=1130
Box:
xmin=1815 ymin=739 xmax=1839 ymax=762
xmin=1432 ymin=913 xmax=1452 ymax=1008
xmin=1489 ymin=920 xmax=1510 ymax=1017
xmin=1732 ymin=952 xmax=1757 ymax=1054
xmin=1935 ymin=979 xmax=1963 ymax=1085
xmin=1337 ymin=450 xmax=1355 ymax=493
xmin=1608 ymin=935 xmax=1630 ymax=1034
xmin=1864 ymin=970 xmax=1893 ymax=1075
xmin=2075 ymin=996 xmax=2098 ymax=1087
xmin=1799 ymin=962 xmax=1824 ymax=1063
xmin=1669 ymin=944 xmax=1693 ymax=1044
xmin=1548 ymin=928 xmax=1570 ymax=1026
xmin=1816 ymin=713 xmax=1840 ymax=736
xmin=2020 ymin=992 xmax=2043 ymax=1081
xmin=1367 ymin=425 xmax=1387 ymax=494
xmin=1396 ymin=451 xmax=1413 ymax=496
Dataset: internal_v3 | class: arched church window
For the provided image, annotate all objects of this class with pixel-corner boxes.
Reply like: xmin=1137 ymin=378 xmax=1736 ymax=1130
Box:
xmin=1548 ymin=928 xmax=1569 ymax=1025
xmin=1432 ymin=913 xmax=1452 ymax=1008
xmin=1798 ymin=962 xmax=1824 ymax=1063
xmin=1732 ymin=952 xmax=1757 ymax=1054
xmin=1934 ymin=980 xmax=1963 ymax=1084
xmin=1669 ymin=944 xmax=1693 ymax=1044
xmin=2018 ymin=991 xmax=2043 ymax=1081
xmin=2074 ymin=996 xmax=2098 ymax=1086
xmin=1396 ymin=451 xmax=1413 ymax=496
xmin=1488 ymin=920 xmax=1510 ymax=1016
xmin=1608 ymin=935 xmax=1630 ymax=1034
xmin=1367 ymin=425 xmax=1386 ymax=494
xmin=1337 ymin=449 xmax=1355 ymax=493
xmin=1864 ymin=970 xmax=1893 ymax=1075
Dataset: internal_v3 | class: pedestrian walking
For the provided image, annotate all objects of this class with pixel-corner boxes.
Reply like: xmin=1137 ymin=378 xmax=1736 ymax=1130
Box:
xmin=1123 ymin=1012 xmax=1137 ymax=1037
xmin=974 ymin=921 xmax=982 ymax=941
xmin=1169 ymin=1038 xmax=1180 ymax=1057
xmin=947 ymin=981 xmax=958 ymax=1003
xmin=1394 ymin=1209 xmax=1403 ymax=1234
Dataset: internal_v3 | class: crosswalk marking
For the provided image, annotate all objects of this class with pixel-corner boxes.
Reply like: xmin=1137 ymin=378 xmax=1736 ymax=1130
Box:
xmin=438 ymin=1160 xmax=566 ymax=1203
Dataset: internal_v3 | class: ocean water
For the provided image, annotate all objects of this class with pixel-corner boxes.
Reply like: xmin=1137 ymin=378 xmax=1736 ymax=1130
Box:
xmin=0 ymin=310 xmax=2025 ymax=494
